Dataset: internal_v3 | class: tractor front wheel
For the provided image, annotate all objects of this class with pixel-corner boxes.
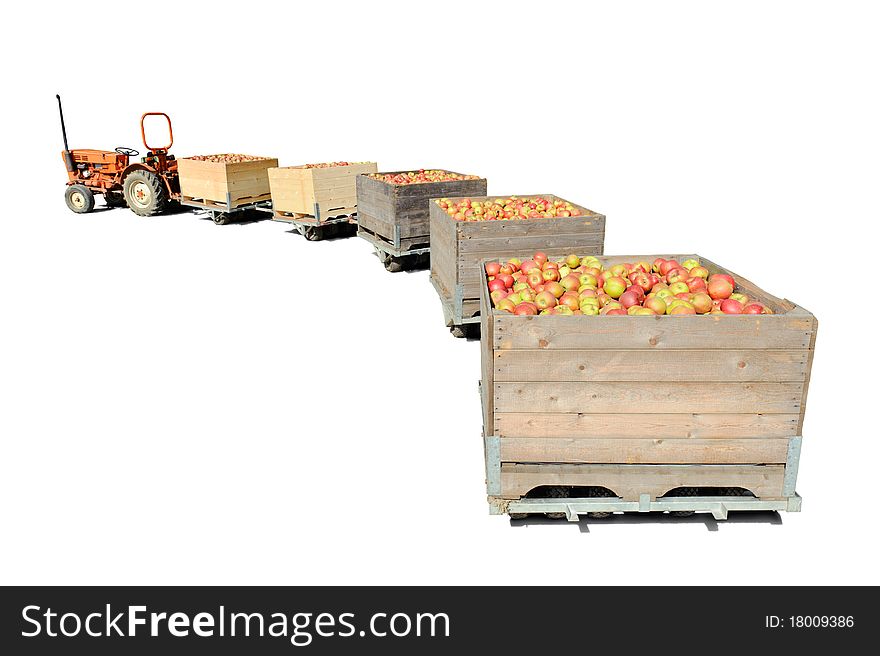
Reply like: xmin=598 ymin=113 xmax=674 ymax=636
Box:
xmin=123 ymin=170 xmax=167 ymax=217
xmin=65 ymin=185 xmax=95 ymax=214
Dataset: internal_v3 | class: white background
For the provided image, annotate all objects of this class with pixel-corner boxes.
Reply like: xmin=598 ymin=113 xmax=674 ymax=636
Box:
xmin=2 ymin=0 xmax=878 ymax=585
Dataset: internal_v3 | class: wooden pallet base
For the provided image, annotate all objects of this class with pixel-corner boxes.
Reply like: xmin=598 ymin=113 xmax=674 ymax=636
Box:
xmin=489 ymin=493 xmax=802 ymax=521
xmin=357 ymin=224 xmax=429 ymax=257
xmin=181 ymin=194 xmax=271 ymax=212
xmin=272 ymin=207 xmax=357 ymax=225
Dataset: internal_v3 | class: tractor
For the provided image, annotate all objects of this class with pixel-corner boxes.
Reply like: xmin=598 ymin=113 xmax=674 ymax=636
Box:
xmin=57 ymin=94 xmax=180 ymax=216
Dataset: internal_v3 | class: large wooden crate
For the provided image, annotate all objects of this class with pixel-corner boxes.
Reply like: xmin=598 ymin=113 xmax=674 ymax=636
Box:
xmin=178 ymin=157 xmax=278 ymax=209
xmin=479 ymin=254 xmax=817 ymax=515
xmin=430 ymin=195 xmax=605 ymax=329
xmin=268 ymin=162 xmax=378 ymax=220
xmin=356 ymin=170 xmax=487 ymax=253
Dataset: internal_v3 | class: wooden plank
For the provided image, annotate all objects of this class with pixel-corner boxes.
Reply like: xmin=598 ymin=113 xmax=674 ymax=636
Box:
xmin=493 ymin=381 xmax=803 ymax=414
xmin=480 ymin=268 xmax=494 ymax=435
xmin=493 ymin=313 xmax=816 ymax=350
xmin=494 ymin=349 xmax=810 ymax=383
xmin=797 ymin=312 xmax=819 ymax=433
xmin=499 ymin=463 xmax=786 ymax=500
xmin=457 ymin=231 xmax=606 ymax=254
xmin=428 ymin=203 xmax=458 ymax=301
xmin=493 ymin=412 xmax=800 ymax=439
xmin=499 ymin=436 xmax=791 ymax=465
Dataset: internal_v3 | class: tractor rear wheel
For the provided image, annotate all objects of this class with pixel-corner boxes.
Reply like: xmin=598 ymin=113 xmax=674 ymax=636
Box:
xmin=65 ymin=185 xmax=95 ymax=214
xmin=123 ymin=170 xmax=167 ymax=217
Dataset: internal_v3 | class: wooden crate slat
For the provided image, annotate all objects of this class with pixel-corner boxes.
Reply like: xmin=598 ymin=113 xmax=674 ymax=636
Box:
xmin=494 ymin=348 xmax=810 ymax=383
xmin=499 ymin=436 xmax=791 ymax=465
xmin=493 ymin=313 xmax=816 ymax=350
xmin=494 ymin=412 xmax=800 ymax=439
xmin=499 ymin=463 xmax=787 ymax=501
xmin=494 ymin=381 xmax=803 ymax=414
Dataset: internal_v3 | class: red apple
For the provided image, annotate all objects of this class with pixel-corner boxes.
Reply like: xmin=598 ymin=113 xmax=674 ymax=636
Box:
xmin=520 ymin=260 xmax=538 ymax=274
xmin=691 ymin=292 xmax=713 ymax=314
xmin=686 ymin=276 xmax=708 ymax=293
xmin=485 ymin=262 xmax=501 ymax=277
xmin=559 ymin=292 xmax=580 ymax=311
xmin=514 ymin=302 xmax=538 ymax=316
xmin=707 ymin=278 xmax=734 ymax=300
xmin=643 ymin=296 xmax=667 ymax=315
xmin=689 ymin=265 xmax=709 ymax=280
xmin=496 ymin=298 xmax=516 ymax=313
xmin=709 ymin=273 xmax=735 ymax=288
xmin=721 ymin=299 xmax=744 ymax=314
xmin=544 ymin=281 xmax=565 ymax=298
xmin=488 ymin=278 xmax=507 ymax=293
xmin=659 ymin=260 xmax=680 ymax=276
xmin=604 ymin=276 xmax=627 ymax=298
xmin=619 ymin=289 xmax=641 ymax=308
xmin=542 ymin=268 xmax=560 ymax=282
xmin=560 ymin=274 xmax=581 ymax=292
xmin=535 ymin=291 xmax=557 ymax=309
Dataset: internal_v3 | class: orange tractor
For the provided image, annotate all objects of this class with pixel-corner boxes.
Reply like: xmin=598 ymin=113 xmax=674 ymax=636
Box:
xmin=58 ymin=94 xmax=180 ymax=216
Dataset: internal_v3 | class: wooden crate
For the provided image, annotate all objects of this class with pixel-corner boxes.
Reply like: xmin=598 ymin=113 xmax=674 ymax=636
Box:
xmin=479 ymin=254 xmax=817 ymax=511
xmin=356 ymin=170 xmax=487 ymax=253
xmin=178 ymin=157 xmax=279 ymax=209
xmin=268 ymin=162 xmax=378 ymax=220
xmin=430 ymin=195 xmax=605 ymax=328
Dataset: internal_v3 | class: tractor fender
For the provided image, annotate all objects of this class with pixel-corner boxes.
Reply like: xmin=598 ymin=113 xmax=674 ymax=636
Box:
xmin=121 ymin=162 xmax=157 ymax=179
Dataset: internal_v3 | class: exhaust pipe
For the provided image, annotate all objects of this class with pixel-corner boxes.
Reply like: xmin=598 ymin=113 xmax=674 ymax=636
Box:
xmin=57 ymin=94 xmax=75 ymax=172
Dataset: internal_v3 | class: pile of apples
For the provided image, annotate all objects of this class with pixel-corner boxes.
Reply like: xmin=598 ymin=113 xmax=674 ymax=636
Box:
xmin=486 ymin=253 xmax=773 ymax=316
xmin=369 ymin=169 xmax=481 ymax=185
xmin=188 ymin=154 xmax=272 ymax=163
xmin=437 ymin=196 xmax=583 ymax=221
xmin=303 ymin=161 xmax=364 ymax=168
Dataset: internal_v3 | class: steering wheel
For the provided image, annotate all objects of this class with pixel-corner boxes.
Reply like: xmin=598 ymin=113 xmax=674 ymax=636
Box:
xmin=115 ymin=146 xmax=139 ymax=156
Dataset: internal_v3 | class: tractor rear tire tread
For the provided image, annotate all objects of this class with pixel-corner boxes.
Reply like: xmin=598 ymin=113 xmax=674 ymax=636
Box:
xmin=123 ymin=170 xmax=167 ymax=217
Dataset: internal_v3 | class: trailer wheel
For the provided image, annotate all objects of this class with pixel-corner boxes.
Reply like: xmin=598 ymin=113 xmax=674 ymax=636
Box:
xmin=666 ymin=487 xmax=699 ymax=517
xmin=509 ymin=513 xmax=528 ymax=520
xmin=213 ymin=213 xmax=228 ymax=225
xmin=65 ymin=185 xmax=95 ymax=214
xmin=123 ymin=170 xmax=167 ymax=217
xmin=544 ymin=486 xmax=570 ymax=520
xmin=584 ymin=486 xmax=615 ymax=519
xmin=450 ymin=326 xmax=467 ymax=339
xmin=304 ymin=226 xmax=321 ymax=241
xmin=104 ymin=190 xmax=126 ymax=208
xmin=384 ymin=256 xmax=404 ymax=272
